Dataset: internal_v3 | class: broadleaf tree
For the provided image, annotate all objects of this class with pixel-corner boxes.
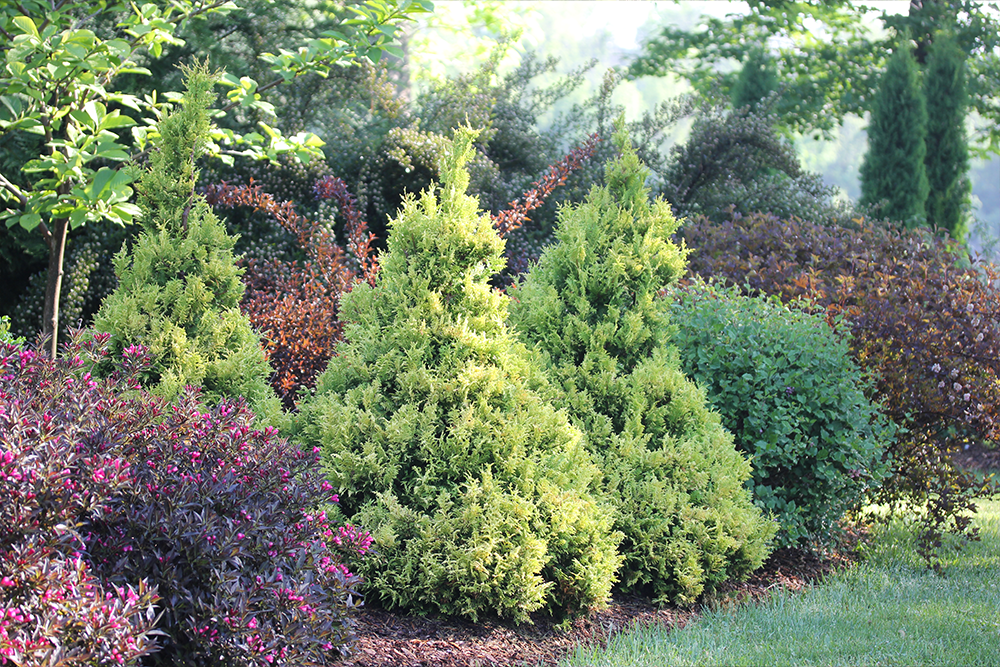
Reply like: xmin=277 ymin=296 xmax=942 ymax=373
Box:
xmin=0 ymin=0 xmax=432 ymax=357
xmin=629 ymin=0 xmax=1000 ymax=156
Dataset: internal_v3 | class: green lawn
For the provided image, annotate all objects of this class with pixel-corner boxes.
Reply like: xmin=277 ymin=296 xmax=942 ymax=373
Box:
xmin=564 ymin=493 xmax=1000 ymax=667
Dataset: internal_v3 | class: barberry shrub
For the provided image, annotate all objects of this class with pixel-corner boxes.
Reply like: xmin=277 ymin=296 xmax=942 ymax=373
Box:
xmin=91 ymin=65 xmax=282 ymax=424
xmin=206 ymin=175 xmax=378 ymax=408
xmin=666 ymin=280 xmax=894 ymax=548
xmin=682 ymin=211 xmax=1000 ymax=562
xmin=294 ymin=128 xmax=622 ymax=623
xmin=1 ymin=334 xmax=159 ymax=667
xmin=508 ymin=120 xmax=775 ymax=605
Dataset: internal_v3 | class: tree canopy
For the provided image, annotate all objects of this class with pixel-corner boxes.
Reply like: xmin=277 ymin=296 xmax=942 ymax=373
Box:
xmin=629 ymin=1 xmax=1000 ymax=156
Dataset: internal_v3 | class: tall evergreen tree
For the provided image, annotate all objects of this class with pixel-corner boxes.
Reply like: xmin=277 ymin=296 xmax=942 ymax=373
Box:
xmin=294 ymin=128 xmax=621 ymax=622
xmin=731 ymin=47 xmax=779 ymax=112
xmin=924 ymin=32 xmax=972 ymax=241
xmin=508 ymin=119 xmax=775 ymax=605
xmin=860 ymin=42 xmax=930 ymax=227
xmin=92 ymin=64 xmax=283 ymax=423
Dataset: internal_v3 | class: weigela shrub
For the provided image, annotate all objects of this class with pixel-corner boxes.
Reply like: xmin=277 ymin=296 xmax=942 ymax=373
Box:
xmin=508 ymin=120 xmax=775 ymax=605
xmin=667 ymin=280 xmax=894 ymax=548
xmin=1 ymin=334 xmax=158 ymax=666
xmin=294 ymin=128 xmax=621 ymax=623
xmin=682 ymin=211 xmax=1000 ymax=561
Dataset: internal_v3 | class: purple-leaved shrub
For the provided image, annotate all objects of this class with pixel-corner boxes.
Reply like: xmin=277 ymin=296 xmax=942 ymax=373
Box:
xmin=1 ymin=334 xmax=158 ymax=666
xmin=1 ymin=330 xmax=369 ymax=666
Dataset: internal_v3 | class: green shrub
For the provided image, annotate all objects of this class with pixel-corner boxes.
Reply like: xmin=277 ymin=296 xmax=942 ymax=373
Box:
xmin=667 ymin=280 xmax=894 ymax=548
xmin=91 ymin=65 xmax=282 ymax=423
xmin=508 ymin=120 xmax=775 ymax=605
xmin=293 ymin=128 xmax=621 ymax=623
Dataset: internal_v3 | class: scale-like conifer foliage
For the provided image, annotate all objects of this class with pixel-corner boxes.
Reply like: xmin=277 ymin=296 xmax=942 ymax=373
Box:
xmin=508 ymin=120 xmax=775 ymax=605
xmin=92 ymin=65 xmax=282 ymax=422
xmin=860 ymin=43 xmax=929 ymax=226
xmin=294 ymin=129 xmax=621 ymax=622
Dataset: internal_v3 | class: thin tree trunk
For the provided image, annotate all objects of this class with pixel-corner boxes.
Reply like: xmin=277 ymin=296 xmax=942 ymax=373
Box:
xmin=42 ymin=216 xmax=69 ymax=357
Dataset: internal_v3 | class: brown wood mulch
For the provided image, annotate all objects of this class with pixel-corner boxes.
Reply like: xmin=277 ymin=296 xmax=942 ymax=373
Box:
xmin=338 ymin=546 xmax=853 ymax=667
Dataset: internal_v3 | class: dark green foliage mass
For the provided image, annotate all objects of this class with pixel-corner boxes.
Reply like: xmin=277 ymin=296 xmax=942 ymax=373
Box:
xmin=508 ymin=121 xmax=775 ymax=605
xmin=660 ymin=103 xmax=846 ymax=225
xmin=924 ymin=32 xmax=972 ymax=240
xmin=731 ymin=47 xmax=779 ymax=112
xmin=667 ymin=281 xmax=894 ymax=548
xmin=294 ymin=128 xmax=621 ymax=623
xmin=860 ymin=43 xmax=929 ymax=227
xmin=92 ymin=65 xmax=282 ymax=422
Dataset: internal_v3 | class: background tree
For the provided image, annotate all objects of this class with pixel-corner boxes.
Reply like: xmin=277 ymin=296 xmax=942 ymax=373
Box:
xmin=0 ymin=0 xmax=430 ymax=356
xmin=859 ymin=42 xmax=929 ymax=227
xmin=731 ymin=46 xmax=779 ymax=112
xmin=629 ymin=0 xmax=1000 ymax=156
xmin=924 ymin=31 xmax=972 ymax=240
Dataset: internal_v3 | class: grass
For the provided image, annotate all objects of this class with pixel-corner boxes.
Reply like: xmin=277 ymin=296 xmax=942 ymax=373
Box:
xmin=563 ymin=491 xmax=1000 ymax=667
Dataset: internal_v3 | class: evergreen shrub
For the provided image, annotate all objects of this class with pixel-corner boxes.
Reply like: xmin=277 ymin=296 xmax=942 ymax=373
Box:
xmin=91 ymin=65 xmax=282 ymax=423
xmin=508 ymin=120 xmax=775 ymax=605
xmin=294 ymin=128 xmax=621 ymax=622
xmin=667 ymin=280 xmax=894 ymax=547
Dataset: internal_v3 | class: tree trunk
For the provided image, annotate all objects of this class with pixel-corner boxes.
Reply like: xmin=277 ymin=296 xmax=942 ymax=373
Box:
xmin=42 ymin=216 xmax=69 ymax=357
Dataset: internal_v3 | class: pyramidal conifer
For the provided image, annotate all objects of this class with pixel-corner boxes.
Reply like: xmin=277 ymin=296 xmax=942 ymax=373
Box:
xmin=93 ymin=64 xmax=282 ymax=422
xmin=295 ymin=128 xmax=621 ymax=622
xmin=508 ymin=118 xmax=775 ymax=605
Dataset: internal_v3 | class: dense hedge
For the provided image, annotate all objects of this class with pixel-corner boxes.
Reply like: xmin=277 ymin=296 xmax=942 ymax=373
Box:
xmin=682 ymin=211 xmax=1000 ymax=560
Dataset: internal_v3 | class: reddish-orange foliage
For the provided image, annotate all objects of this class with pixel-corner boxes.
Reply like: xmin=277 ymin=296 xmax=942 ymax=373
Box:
xmin=492 ymin=134 xmax=601 ymax=236
xmin=205 ymin=177 xmax=377 ymax=407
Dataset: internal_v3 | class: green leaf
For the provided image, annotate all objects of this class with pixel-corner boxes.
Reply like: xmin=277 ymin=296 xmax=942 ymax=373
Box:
xmin=18 ymin=212 xmax=41 ymax=230
xmin=12 ymin=16 xmax=39 ymax=39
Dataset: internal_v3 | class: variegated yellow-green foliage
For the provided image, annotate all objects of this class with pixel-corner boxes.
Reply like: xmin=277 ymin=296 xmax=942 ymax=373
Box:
xmin=294 ymin=128 xmax=621 ymax=623
xmin=92 ymin=65 xmax=282 ymax=423
xmin=508 ymin=118 xmax=776 ymax=605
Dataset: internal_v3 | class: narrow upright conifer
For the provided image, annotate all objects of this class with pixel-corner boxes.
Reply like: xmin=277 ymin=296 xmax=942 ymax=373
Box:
xmin=731 ymin=47 xmax=779 ymax=112
xmin=295 ymin=129 xmax=621 ymax=622
xmin=924 ymin=32 xmax=971 ymax=240
xmin=509 ymin=119 xmax=775 ymax=605
xmin=860 ymin=42 xmax=930 ymax=226
xmin=93 ymin=64 xmax=282 ymax=422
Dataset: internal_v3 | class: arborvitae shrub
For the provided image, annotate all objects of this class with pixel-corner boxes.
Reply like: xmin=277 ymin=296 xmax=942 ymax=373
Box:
xmin=508 ymin=120 xmax=775 ymax=605
xmin=859 ymin=42 xmax=929 ymax=227
xmin=294 ymin=129 xmax=621 ymax=622
xmin=667 ymin=280 xmax=894 ymax=548
xmin=683 ymin=210 xmax=1000 ymax=562
xmin=1 ymin=333 xmax=160 ymax=667
xmin=92 ymin=65 xmax=282 ymax=423
xmin=923 ymin=32 xmax=972 ymax=240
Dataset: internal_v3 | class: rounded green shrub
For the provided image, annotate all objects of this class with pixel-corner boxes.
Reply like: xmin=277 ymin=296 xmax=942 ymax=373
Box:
xmin=293 ymin=128 xmax=621 ymax=623
xmin=666 ymin=280 xmax=894 ymax=548
xmin=508 ymin=119 xmax=775 ymax=605
xmin=91 ymin=65 xmax=282 ymax=424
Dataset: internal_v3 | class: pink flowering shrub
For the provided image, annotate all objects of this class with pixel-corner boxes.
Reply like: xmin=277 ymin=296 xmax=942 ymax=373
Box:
xmin=0 ymin=334 xmax=158 ymax=666
xmin=1 ymin=331 xmax=369 ymax=666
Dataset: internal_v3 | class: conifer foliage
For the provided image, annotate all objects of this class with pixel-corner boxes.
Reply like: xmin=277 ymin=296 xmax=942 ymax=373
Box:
xmin=508 ymin=120 xmax=775 ymax=605
xmin=860 ymin=43 xmax=929 ymax=226
xmin=92 ymin=65 xmax=282 ymax=421
xmin=924 ymin=32 xmax=971 ymax=240
xmin=294 ymin=129 xmax=621 ymax=622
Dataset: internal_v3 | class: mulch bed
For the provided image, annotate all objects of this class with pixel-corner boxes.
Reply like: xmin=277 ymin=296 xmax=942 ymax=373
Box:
xmin=338 ymin=547 xmax=854 ymax=667
xmin=338 ymin=443 xmax=998 ymax=667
